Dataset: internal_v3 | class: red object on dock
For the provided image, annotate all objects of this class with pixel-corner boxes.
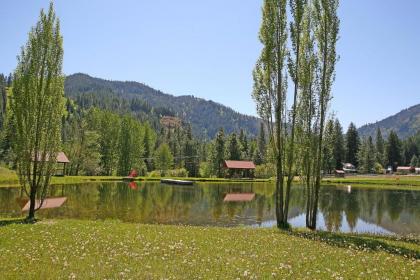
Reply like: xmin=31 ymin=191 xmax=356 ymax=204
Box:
xmin=128 ymin=169 xmax=138 ymax=178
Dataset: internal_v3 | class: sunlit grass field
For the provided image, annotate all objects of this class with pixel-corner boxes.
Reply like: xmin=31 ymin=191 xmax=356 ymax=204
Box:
xmin=0 ymin=219 xmax=418 ymax=279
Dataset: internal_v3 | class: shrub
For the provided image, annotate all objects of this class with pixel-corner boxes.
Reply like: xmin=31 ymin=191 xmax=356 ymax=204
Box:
xmin=255 ymin=163 xmax=276 ymax=179
xmin=199 ymin=162 xmax=212 ymax=178
xmin=148 ymin=170 xmax=161 ymax=177
xmin=374 ymin=163 xmax=384 ymax=174
xmin=167 ymin=168 xmax=189 ymax=178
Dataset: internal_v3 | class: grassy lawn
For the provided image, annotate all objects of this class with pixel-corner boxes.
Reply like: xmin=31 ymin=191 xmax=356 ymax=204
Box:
xmin=324 ymin=175 xmax=420 ymax=189
xmin=0 ymin=219 xmax=418 ymax=279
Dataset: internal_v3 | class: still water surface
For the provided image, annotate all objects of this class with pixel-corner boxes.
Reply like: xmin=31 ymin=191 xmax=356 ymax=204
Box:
xmin=0 ymin=182 xmax=418 ymax=234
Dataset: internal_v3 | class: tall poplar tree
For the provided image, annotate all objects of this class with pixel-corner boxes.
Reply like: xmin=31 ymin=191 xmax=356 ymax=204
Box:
xmin=11 ymin=3 xmax=64 ymax=220
xmin=307 ymin=0 xmax=340 ymax=229
xmin=256 ymin=122 xmax=267 ymax=164
xmin=284 ymin=0 xmax=307 ymax=220
xmin=252 ymin=0 xmax=289 ymax=228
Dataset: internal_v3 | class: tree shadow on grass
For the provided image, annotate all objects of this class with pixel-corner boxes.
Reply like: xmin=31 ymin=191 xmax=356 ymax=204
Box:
xmin=0 ymin=218 xmax=36 ymax=227
xmin=285 ymin=230 xmax=420 ymax=260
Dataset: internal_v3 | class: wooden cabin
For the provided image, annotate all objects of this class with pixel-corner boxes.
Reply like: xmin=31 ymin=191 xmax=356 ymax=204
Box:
xmin=223 ymin=160 xmax=256 ymax=178
xmin=55 ymin=152 xmax=70 ymax=176
xmin=33 ymin=151 xmax=70 ymax=176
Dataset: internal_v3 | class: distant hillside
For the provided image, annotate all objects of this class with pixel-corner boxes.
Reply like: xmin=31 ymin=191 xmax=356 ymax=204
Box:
xmin=358 ymin=104 xmax=420 ymax=139
xmin=65 ymin=73 xmax=260 ymax=139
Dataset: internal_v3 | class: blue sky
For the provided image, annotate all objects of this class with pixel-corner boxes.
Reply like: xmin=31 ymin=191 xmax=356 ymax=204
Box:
xmin=1 ymin=0 xmax=419 ymax=129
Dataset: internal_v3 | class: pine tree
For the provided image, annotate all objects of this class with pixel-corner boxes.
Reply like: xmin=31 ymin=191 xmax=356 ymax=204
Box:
xmin=357 ymin=136 xmax=375 ymax=173
xmin=214 ymin=128 xmax=226 ymax=178
xmin=402 ymin=137 xmax=418 ymax=165
xmin=184 ymin=124 xmax=199 ymax=177
xmin=0 ymin=74 xmax=6 ymax=130
xmin=333 ymin=119 xmax=345 ymax=169
xmin=375 ymin=127 xmax=385 ymax=166
xmin=346 ymin=122 xmax=360 ymax=166
xmin=410 ymin=155 xmax=418 ymax=168
xmin=6 ymin=73 xmax=12 ymax=87
xmin=323 ymin=119 xmax=335 ymax=173
xmin=239 ymin=129 xmax=249 ymax=159
xmin=386 ymin=130 xmax=402 ymax=170
xmin=226 ymin=133 xmax=241 ymax=161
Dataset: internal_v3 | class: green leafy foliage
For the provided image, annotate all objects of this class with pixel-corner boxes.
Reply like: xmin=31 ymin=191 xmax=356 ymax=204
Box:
xmin=11 ymin=3 xmax=65 ymax=219
xmin=154 ymin=143 xmax=174 ymax=176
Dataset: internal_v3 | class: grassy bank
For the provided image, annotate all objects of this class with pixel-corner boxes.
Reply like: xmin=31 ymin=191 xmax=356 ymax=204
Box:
xmin=0 ymin=219 xmax=418 ymax=279
xmin=2 ymin=167 xmax=420 ymax=190
xmin=324 ymin=175 xmax=420 ymax=188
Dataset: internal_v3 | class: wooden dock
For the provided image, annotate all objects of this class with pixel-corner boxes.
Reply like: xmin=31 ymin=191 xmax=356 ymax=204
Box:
xmin=161 ymin=179 xmax=194 ymax=185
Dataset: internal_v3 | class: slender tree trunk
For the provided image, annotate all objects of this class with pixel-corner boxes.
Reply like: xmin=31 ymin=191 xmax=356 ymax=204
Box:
xmin=27 ymin=185 xmax=36 ymax=220
xmin=309 ymin=22 xmax=329 ymax=230
xmin=285 ymin=35 xmax=301 ymax=221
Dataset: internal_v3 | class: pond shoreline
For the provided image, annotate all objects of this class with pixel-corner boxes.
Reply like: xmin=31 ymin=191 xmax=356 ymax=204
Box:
xmin=1 ymin=175 xmax=420 ymax=190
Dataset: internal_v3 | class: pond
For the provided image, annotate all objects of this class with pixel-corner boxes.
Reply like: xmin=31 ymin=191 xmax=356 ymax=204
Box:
xmin=0 ymin=182 xmax=419 ymax=235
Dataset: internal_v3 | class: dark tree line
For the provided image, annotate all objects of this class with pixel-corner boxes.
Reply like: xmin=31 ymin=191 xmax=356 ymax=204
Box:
xmin=322 ymin=118 xmax=420 ymax=173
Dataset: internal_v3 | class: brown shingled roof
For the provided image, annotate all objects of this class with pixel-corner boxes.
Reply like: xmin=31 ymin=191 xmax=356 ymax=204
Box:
xmin=223 ymin=160 xmax=256 ymax=169
xmin=56 ymin=152 xmax=70 ymax=163
xmin=33 ymin=151 xmax=70 ymax=163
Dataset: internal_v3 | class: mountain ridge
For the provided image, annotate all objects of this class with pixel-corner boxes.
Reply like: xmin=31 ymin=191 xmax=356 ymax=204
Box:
xmin=64 ymin=73 xmax=261 ymax=139
xmin=358 ymin=103 xmax=420 ymax=139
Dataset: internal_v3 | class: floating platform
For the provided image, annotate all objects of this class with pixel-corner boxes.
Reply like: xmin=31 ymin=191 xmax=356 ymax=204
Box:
xmin=161 ymin=179 xmax=194 ymax=185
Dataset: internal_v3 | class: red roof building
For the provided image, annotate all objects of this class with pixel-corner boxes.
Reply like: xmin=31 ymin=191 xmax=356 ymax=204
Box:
xmin=223 ymin=160 xmax=256 ymax=170
xmin=56 ymin=152 xmax=70 ymax=163
xmin=33 ymin=151 xmax=70 ymax=176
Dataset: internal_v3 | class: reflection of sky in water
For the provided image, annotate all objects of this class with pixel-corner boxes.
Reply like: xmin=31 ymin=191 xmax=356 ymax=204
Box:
xmin=254 ymin=213 xmax=393 ymax=235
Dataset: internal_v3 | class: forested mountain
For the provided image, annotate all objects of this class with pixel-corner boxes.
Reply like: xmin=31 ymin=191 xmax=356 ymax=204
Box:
xmin=358 ymin=104 xmax=420 ymax=139
xmin=65 ymin=73 xmax=260 ymax=139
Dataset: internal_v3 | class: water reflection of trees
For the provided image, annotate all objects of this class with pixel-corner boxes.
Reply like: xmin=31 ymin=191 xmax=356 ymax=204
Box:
xmin=318 ymin=187 xmax=420 ymax=232
xmin=0 ymin=183 xmax=419 ymax=233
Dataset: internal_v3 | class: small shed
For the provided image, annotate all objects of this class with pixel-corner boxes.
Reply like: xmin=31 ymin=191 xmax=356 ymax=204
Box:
xmin=223 ymin=160 xmax=256 ymax=178
xmin=343 ymin=163 xmax=357 ymax=173
xmin=55 ymin=152 xmax=70 ymax=176
xmin=33 ymin=151 xmax=70 ymax=176
xmin=396 ymin=166 xmax=414 ymax=175
xmin=335 ymin=170 xmax=345 ymax=178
